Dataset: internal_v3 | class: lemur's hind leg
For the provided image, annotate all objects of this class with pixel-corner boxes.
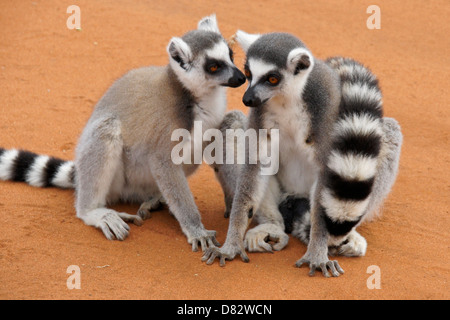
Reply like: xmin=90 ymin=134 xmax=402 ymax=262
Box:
xmin=328 ymin=230 xmax=367 ymax=257
xmin=282 ymin=196 xmax=311 ymax=244
xmin=281 ymin=196 xmax=367 ymax=257
xmin=75 ymin=117 xmax=143 ymax=240
xmin=138 ymin=194 xmax=165 ymax=220
xmin=244 ymin=176 xmax=289 ymax=252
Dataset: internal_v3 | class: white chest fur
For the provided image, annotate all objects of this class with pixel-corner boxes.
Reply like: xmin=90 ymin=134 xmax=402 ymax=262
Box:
xmin=263 ymin=98 xmax=318 ymax=196
xmin=177 ymin=87 xmax=227 ymax=166
xmin=194 ymin=86 xmax=227 ymax=131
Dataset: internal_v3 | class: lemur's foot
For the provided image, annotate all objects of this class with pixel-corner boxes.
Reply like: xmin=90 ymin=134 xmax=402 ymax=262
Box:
xmin=137 ymin=196 xmax=165 ymax=220
xmin=295 ymin=252 xmax=344 ymax=278
xmin=245 ymin=223 xmax=289 ymax=252
xmin=202 ymin=241 xmax=249 ymax=266
xmin=188 ymin=229 xmax=220 ymax=252
xmin=329 ymin=231 xmax=367 ymax=257
xmin=117 ymin=211 xmax=144 ymax=227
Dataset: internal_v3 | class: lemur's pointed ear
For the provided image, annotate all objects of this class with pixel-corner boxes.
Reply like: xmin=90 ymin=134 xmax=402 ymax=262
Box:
xmin=167 ymin=37 xmax=193 ymax=69
xmin=234 ymin=30 xmax=260 ymax=53
xmin=198 ymin=14 xmax=220 ymax=33
xmin=287 ymin=48 xmax=313 ymax=75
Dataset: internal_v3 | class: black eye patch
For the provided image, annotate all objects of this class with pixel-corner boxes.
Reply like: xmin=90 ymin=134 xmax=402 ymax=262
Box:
xmin=259 ymin=71 xmax=283 ymax=87
xmin=244 ymin=64 xmax=252 ymax=80
xmin=204 ymin=57 xmax=226 ymax=75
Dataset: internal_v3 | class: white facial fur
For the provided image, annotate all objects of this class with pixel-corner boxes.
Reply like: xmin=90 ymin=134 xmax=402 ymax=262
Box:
xmin=168 ymin=39 xmax=236 ymax=98
xmin=247 ymin=58 xmax=277 ymax=86
xmin=246 ymin=58 xmax=278 ymax=104
xmin=245 ymin=49 xmax=314 ymax=107
xmin=167 ymin=14 xmax=236 ymax=98
xmin=205 ymin=41 xmax=233 ymax=65
xmin=236 ymin=30 xmax=315 ymax=107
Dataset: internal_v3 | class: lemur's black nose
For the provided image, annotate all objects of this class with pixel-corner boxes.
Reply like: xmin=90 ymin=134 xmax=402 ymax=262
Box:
xmin=242 ymin=95 xmax=253 ymax=107
xmin=235 ymin=70 xmax=246 ymax=85
xmin=242 ymin=89 xmax=260 ymax=107
xmin=225 ymin=68 xmax=246 ymax=88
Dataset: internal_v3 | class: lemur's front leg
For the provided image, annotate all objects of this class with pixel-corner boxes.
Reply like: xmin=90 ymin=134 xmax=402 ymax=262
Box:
xmin=295 ymin=205 xmax=345 ymax=277
xmin=149 ymin=153 xmax=220 ymax=252
xmin=296 ymin=151 xmax=374 ymax=277
xmin=295 ymin=180 xmax=346 ymax=277
xmin=202 ymin=163 xmax=268 ymax=266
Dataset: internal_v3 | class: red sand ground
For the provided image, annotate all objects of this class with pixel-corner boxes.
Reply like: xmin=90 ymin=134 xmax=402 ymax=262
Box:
xmin=0 ymin=0 xmax=448 ymax=300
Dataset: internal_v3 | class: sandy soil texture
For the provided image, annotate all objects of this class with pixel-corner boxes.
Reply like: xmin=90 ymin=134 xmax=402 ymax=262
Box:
xmin=0 ymin=0 xmax=448 ymax=300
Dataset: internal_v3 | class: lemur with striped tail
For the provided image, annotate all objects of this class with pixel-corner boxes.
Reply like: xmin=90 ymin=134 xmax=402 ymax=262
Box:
xmin=202 ymin=31 xmax=402 ymax=277
xmin=0 ymin=15 xmax=246 ymax=252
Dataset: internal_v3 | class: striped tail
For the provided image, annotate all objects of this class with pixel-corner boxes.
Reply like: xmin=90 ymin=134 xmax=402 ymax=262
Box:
xmin=0 ymin=147 xmax=75 ymax=189
xmin=320 ymin=57 xmax=383 ymax=237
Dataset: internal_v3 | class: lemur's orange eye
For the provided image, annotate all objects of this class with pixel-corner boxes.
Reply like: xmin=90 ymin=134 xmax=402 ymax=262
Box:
xmin=245 ymin=69 xmax=251 ymax=78
xmin=210 ymin=65 xmax=218 ymax=72
xmin=268 ymin=76 xmax=279 ymax=84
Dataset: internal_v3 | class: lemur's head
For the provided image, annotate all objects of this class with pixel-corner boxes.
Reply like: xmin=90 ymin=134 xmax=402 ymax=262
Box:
xmin=235 ymin=31 xmax=315 ymax=108
xmin=167 ymin=14 xmax=246 ymax=96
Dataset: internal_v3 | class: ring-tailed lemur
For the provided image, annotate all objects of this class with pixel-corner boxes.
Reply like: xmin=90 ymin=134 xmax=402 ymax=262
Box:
xmin=212 ymin=110 xmax=401 ymax=255
xmin=202 ymin=32 xmax=402 ymax=277
xmin=0 ymin=15 xmax=246 ymax=252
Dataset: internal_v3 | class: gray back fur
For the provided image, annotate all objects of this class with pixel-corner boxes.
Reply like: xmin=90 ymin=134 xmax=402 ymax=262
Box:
xmin=302 ymin=60 xmax=341 ymax=165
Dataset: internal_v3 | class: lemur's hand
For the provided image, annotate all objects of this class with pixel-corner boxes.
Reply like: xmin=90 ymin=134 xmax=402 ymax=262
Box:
xmin=295 ymin=251 xmax=344 ymax=277
xmin=188 ymin=229 xmax=220 ymax=252
xmin=202 ymin=240 xmax=249 ymax=266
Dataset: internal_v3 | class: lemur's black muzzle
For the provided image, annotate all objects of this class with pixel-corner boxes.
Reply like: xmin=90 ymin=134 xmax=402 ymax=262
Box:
xmin=242 ymin=87 xmax=265 ymax=108
xmin=223 ymin=67 xmax=246 ymax=88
